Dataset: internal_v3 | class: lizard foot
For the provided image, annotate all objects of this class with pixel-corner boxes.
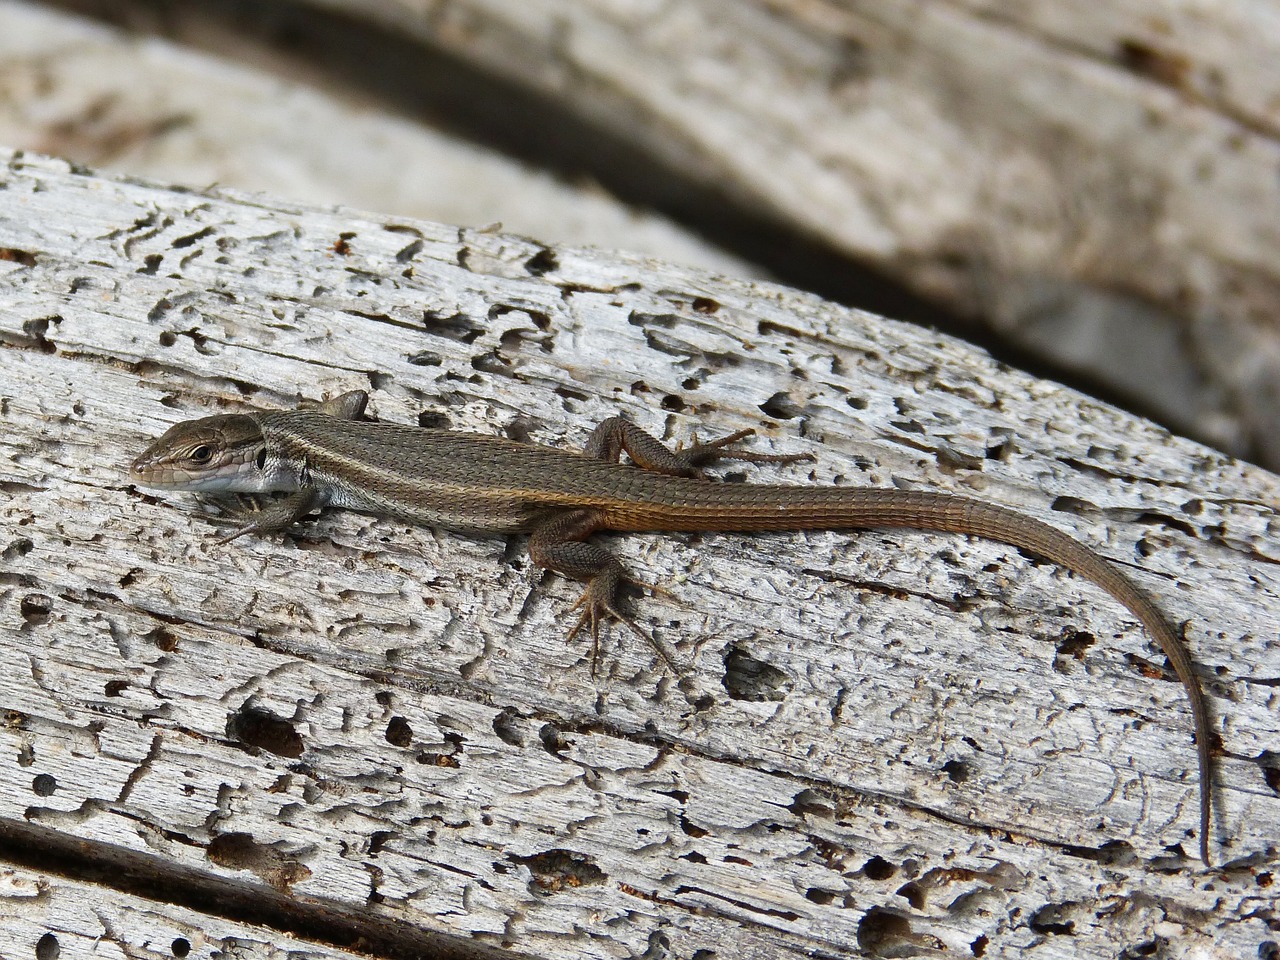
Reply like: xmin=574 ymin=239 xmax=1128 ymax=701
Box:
xmin=564 ymin=578 xmax=679 ymax=676
xmin=681 ymin=429 xmax=815 ymax=471
xmin=195 ymin=490 xmax=322 ymax=544
xmin=194 ymin=494 xmax=272 ymax=544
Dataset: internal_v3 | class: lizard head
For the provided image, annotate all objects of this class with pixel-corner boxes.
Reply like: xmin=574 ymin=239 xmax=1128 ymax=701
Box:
xmin=130 ymin=414 xmax=269 ymax=492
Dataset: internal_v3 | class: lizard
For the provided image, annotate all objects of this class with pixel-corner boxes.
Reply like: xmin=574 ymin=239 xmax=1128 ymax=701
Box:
xmin=128 ymin=389 xmax=1214 ymax=866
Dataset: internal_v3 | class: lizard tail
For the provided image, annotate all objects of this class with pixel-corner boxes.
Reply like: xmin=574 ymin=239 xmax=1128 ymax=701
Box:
xmin=604 ymin=488 xmax=1213 ymax=865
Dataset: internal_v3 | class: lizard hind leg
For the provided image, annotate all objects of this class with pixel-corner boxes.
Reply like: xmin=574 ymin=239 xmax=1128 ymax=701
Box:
xmin=528 ymin=509 xmax=678 ymax=675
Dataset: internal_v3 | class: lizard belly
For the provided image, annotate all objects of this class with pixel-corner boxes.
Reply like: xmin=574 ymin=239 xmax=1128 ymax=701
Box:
xmin=324 ymin=483 xmax=534 ymax=535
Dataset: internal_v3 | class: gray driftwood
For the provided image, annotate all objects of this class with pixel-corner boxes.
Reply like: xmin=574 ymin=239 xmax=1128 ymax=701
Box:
xmin=0 ymin=150 xmax=1277 ymax=957
xmin=0 ymin=858 xmax=419 ymax=960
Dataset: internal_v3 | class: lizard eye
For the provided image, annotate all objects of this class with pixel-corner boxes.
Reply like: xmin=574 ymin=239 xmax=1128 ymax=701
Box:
xmin=189 ymin=444 xmax=213 ymax=464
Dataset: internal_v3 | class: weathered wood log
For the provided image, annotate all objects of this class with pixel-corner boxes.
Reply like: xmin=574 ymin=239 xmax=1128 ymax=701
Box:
xmin=0 ymin=150 xmax=1276 ymax=957
xmin=0 ymin=851 xmax=496 ymax=960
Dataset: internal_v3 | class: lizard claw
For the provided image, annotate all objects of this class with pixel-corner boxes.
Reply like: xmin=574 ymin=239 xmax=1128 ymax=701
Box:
xmin=194 ymin=494 xmax=269 ymax=543
xmin=684 ymin=428 xmax=755 ymax=452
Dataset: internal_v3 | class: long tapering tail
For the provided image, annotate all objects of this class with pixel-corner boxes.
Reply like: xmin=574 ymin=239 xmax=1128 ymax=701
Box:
xmin=603 ymin=485 xmax=1212 ymax=864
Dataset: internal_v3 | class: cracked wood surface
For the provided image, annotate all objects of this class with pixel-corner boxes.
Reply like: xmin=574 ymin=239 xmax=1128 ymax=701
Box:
xmin=0 ymin=1 xmax=755 ymax=279
xmin=0 ymin=859 xmax=403 ymax=960
xmin=0 ymin=150 xmax=1277 ymax=957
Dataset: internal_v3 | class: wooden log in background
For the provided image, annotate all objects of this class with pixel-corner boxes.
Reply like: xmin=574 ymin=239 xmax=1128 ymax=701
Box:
xmin=0 ymin=149 xmax=1276 ymax=958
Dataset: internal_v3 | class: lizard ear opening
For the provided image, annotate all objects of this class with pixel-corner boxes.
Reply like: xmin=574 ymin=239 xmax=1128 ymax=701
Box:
xmin=255 ymin=448 xmax=268 ymax=471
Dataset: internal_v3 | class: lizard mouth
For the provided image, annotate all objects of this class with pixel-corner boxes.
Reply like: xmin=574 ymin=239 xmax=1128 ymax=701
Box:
xmin=128 ymin=451 xmax=259 ymax=492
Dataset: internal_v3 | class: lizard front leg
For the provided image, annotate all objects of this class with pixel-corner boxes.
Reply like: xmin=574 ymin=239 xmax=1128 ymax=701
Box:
xmin=527 ymin=508 xmax=677 ymax=674
xmin=209 ymin=488 xmax=325 ymax=543
xmin=583 ymin=416 xmax=812 ymax=476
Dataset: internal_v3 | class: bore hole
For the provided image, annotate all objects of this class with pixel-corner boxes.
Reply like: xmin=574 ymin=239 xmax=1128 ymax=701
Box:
xmin=32 ymin=773 xmax=56 ymax=797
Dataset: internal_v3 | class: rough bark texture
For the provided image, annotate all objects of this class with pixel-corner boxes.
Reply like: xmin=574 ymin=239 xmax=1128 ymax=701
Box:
xmin=0 ymin=151 xmax=1277 ymax=957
